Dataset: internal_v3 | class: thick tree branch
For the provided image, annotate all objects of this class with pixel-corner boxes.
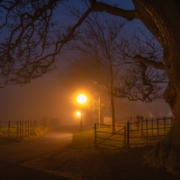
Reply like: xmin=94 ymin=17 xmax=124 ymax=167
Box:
xmin=92 ymin=2 xmax=137 ymax=21
xmin=134 ymin=55 xmax=165 ymax=70
xmin=91 ymin=1 xmax=164 ymax=46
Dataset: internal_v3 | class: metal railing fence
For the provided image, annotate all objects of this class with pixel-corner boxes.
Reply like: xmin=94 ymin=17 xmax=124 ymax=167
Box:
xmin=95 ymin=116 xmax=172 ymax=148
xmin=0 ymin=118 xmax=48 ymax=140
xmin=126 ymin=117 xmax=172 ymax=148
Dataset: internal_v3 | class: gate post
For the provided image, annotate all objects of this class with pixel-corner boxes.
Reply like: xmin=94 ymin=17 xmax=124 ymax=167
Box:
xmin=20 ymin=120 xmax=21 ymax=141
xmin=124 ymin=127 xmax=126 ymax=147
xmin=127 ymin=121 xmax=130 ymax=148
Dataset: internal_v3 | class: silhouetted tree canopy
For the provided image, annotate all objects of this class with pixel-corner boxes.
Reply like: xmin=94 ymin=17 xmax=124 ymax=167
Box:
xmin=0 ymin=0 xmax=79 ymax=86
xmin=1 ymin=0 xmax=180 ymax=175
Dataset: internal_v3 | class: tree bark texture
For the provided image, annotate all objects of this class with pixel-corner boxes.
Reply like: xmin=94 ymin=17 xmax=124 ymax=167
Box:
xmin=92 ymin=0 xmax=180 ymax=175
xmin=133 ymin=1 xmax=180 ymax=175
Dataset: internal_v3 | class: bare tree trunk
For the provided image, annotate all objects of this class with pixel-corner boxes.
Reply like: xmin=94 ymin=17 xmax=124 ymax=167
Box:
xmin=110 ymin=63 xmax=116 ymax=133
xmin=134 ymin=1 xmax=180 ymax=175
xmin=92 ymin=0 xmax=180 ymax=174
xmin=145 ymin=61 xmax=180 ymax=175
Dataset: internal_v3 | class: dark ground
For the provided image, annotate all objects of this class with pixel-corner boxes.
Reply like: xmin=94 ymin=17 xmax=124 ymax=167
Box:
xmin=34 ymin=146 xmax=179 ymax=180
xmin=0 ymin=130 xmax=179 ymax=180
xmin=0 ymin=159 xmax=71 ymax=180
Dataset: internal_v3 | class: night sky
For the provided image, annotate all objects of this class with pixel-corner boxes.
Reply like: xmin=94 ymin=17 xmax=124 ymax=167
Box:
xmin=0 ymin=0 xmax=171 ymax=125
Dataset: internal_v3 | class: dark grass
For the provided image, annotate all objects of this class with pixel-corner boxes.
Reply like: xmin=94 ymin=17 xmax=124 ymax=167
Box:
xmin=1 ymin=128 xmax=179 ymax=180
xmin=64 ymin=129 xmax=180 ymax=180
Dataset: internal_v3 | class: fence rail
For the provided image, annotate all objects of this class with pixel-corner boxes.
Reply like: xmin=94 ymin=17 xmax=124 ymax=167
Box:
xmin=0 ymin=118 xmax=48 ymax=140
xmin=127 ymin=117 xmax=172 ymax=148
xmin=95 ymin=116 xmax=172 ymax=149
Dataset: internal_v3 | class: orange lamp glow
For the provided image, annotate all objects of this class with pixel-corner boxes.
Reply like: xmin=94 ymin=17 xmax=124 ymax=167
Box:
xmin=77 ymin=94 xmax=87 ymax=104
xmin=77 ymin=112 xmax=81 ymax=116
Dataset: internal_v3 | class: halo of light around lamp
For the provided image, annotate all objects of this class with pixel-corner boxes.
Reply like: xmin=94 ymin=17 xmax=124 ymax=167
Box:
xmin=77 ymin=112 xmax=81 ymax=116
xmin=77 ymin=94 xmax=87 ymax=104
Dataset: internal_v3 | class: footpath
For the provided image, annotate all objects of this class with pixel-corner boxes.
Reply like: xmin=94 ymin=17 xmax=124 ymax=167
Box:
xmin=0 ymin=131 xmax=73 ymax=180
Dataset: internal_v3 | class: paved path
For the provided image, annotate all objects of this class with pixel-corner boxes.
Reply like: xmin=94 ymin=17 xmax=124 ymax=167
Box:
xmin=0 ymin=131 xmax=73 ymax=180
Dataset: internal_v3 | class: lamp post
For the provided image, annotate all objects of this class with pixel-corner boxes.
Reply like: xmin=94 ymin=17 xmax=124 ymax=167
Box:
xmin=77 ymin=111 xmax=82 ymax=131
xmin=77 ymin=94 xmax=87 ymax=131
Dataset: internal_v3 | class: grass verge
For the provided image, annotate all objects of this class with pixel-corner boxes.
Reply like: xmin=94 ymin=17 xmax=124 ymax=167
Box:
xmin=69 ymin=129 xmax=95 ymax=148
xmin=68 ymin=129 xmax=127 ymax=154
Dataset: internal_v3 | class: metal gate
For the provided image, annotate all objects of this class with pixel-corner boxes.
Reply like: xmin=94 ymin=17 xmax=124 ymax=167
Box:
xmin=94 ymin=124 xmax=126 ymax=148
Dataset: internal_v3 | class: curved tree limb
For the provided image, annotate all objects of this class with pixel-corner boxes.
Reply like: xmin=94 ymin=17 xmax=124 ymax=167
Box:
xmin=0 ymin=1 xmax=95 ymax=86
xmin=92 ymin=1 xmax=137 ymax=21
xmin=90 ymin=0 xmax=164 ymax=46
xmin=134 ymin=55 xmax=165 ymax=70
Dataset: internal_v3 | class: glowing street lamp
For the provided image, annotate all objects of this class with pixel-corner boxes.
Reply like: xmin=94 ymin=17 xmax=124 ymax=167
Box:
xmin=77 ymin=94 xmax=87 ymax=104
xmin=77 ymin=111 xmax=81 ymax=116
xmin=77 ymin=94 xmax=87 ymax=131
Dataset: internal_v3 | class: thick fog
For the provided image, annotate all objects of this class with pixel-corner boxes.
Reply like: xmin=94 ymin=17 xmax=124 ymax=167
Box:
xmin=0 ymin=62 xmax=171 ymax=130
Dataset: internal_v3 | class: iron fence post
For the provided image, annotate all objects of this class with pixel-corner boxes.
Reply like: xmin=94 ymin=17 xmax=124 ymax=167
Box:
xmin=28 ymin=120 xmax=30 ymax=137
xmin=127 ymin=121 xmax=129 ymax=148
xmin=137 ymin=116 xmax=140 ymax=132
xmin=20 ymin=120 xmax=21 ymax=141
xmin=17 ymin=121 xmax=18 ymax=138
xmin=35 ymin=120 xmax=37 ymax=133
xmin=164 ymin=117 xmax=166 ymax=135
xmin=124 ymin=126 xmax=126 ymax=148
xmin=25 ymin=120 xmax=26 ymax=137
xmin=94 ymin=124 xmax=97 ymax=147
xmin=157 ymin=117 xmax=159 ymax=136
xmin=22 ymin=120 xmax=23 ymax=138
xmin=141 ymin=116 xmax=144 ymax=136
xmin=31 ymin=119 xmax=32 ymax=135
xmin=146 ymin=117 xmax=148 ymax=145
xmin=152 ymin=117 xmax=153 ymax=135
